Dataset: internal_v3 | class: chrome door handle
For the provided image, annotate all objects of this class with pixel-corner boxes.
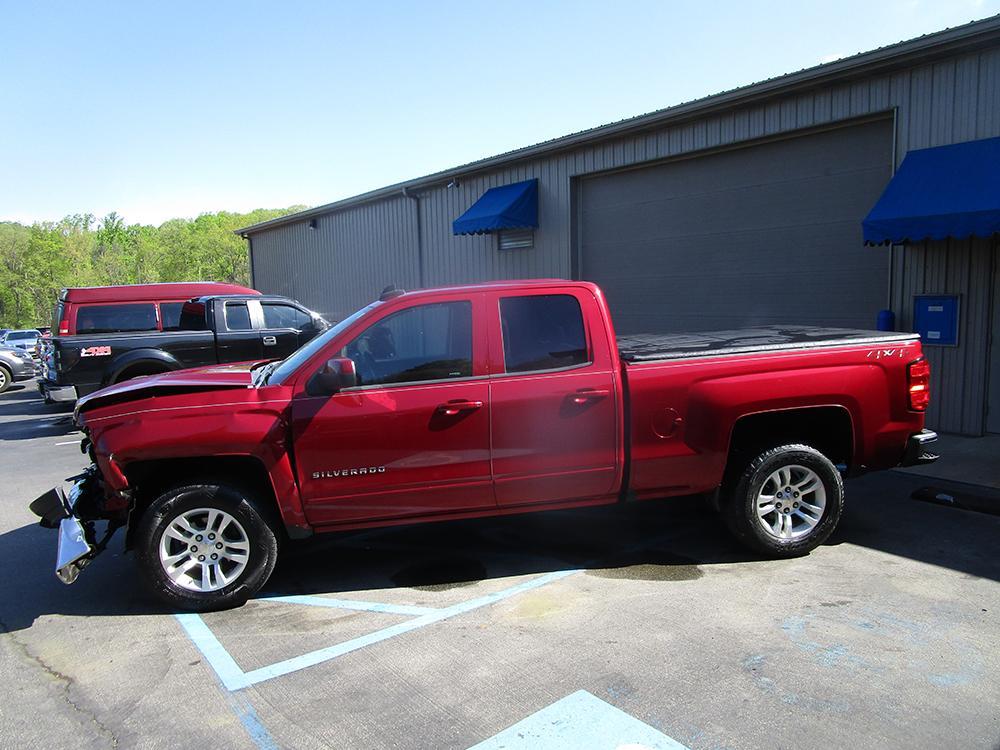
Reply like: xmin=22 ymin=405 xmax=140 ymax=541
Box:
xmin=571 ymin=388 xmax=610 ymax=404
xmin=436 ymin=399 xmax=484 ymax=416
xmin=263 ymin=336 xmax=277 ymax=346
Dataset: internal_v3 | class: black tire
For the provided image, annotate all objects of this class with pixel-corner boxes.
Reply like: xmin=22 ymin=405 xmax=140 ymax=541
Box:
xmin=134 ymin=483 xmax=279 ymax=611
xmin=0 ymin=365 xmax=10 ymax=394
xmin=720 ymin=443 xmax=843 ymax=558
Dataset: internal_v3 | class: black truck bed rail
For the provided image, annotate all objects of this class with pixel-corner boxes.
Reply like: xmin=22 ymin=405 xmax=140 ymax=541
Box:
xmin=617 ymin=325 xmax=919 ymax=363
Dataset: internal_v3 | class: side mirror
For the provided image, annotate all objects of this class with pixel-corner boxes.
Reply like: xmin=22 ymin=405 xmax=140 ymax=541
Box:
xmin=306 ymin=357 xmax=357 ymax=396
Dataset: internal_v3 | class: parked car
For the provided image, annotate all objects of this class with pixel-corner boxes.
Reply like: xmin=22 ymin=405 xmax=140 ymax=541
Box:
xmin=38 ymin=293 xmax=328 ymax=403
xmin=1 ymin=329 xmax=41 ymax=356
xmin=30 ymin=280 xmax=937 ymax=609
xmin=37 ymin=282 xmax=261 ymax=402
xmin=0 ymin=345 xmax=36 ymax=393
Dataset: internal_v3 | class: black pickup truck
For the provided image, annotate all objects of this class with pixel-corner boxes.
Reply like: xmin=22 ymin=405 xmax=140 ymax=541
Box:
xmin=40 ymin=294 xmax=328 ymax=401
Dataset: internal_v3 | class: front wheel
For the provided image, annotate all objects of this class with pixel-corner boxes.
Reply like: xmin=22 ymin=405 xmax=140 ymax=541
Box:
xmin=134 ymin=483 xmax=279 ymax=611
xmin=0 ymin=365 xmax=10 ymax=394
xmin=720 ymin=443 xmax=843 ymax=558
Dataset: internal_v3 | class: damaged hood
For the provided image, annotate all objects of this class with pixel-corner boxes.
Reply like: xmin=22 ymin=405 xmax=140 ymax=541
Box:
xmin=76 ymin=361 xmax=263 ymax=415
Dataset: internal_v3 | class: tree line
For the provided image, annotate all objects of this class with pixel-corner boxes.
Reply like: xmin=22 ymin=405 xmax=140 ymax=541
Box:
xmin=0 ymin=207 xmax=304 ymax=328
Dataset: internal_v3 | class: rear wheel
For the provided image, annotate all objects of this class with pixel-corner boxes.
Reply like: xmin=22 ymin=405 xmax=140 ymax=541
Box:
xmin=134 ymin=483 xmax=279 ymax=611
xmin=720 ymin=443 xmax=843 ymax=558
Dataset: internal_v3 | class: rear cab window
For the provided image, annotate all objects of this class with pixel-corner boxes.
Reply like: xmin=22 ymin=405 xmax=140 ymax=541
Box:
xmin=498 ymin=294 xmax=589 ymax=373
xmin=159 ymin=302 xmax=186 ymax=331
xmin=225 ymin=302 xmax=253 ymax=331
xmin=75 ymin=303 xmax=158 ymax=334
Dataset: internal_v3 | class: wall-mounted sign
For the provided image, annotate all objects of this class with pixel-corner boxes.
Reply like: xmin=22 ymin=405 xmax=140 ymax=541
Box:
xmin=913 ymin=294 xmax=960 ymax=346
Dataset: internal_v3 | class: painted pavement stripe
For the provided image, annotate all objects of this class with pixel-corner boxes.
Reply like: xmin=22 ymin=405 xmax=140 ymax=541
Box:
xmin=239 ymin=568 xmax=579 ymax=688
xmin=225 ymin=691 xmax=280 ymax=750
xmin=175 ymin=612 xmax=249 ymax=692
xmin=260 ymin=594 xmax=439 ymax=616
xmin=178 ymin=568 xmax=580 ymax=691
xmin=466 ymin=690 xmax=691 ymax=750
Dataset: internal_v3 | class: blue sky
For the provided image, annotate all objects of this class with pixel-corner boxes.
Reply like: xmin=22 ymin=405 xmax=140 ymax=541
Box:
xmin=1 ymin=0 xmax=997 ymax=225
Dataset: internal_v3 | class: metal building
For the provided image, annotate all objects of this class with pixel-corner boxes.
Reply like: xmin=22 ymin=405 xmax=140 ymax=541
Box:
xmin=239 ymin=17 xmax=1000 ymax=437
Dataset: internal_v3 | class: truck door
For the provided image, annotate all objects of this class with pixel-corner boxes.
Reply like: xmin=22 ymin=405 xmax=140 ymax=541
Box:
xmin=291 ymin=294 xmax=495 ymax=525
xmin=252 ymin=300 xmax=303 ymax=359
xmin=487 ymin=289 xmax=620 ymax=507
xmin=216 ymin=300 xmax=264 ymax=362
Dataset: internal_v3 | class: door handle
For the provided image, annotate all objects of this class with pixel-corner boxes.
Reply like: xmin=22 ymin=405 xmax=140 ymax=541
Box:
xmin=263 ymin=336 xmax=277 ymax=346
xmin=436 ymin=399 xmax=484 ymax=416
xmin=571 ymin=388 xmax=610 ymax=404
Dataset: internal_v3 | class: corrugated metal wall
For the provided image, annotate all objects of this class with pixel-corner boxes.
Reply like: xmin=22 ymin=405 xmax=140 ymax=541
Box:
xmin=250 ymin=43 xmax=1000 ymax=434
xmin=894 ymin=238 xmax=996 ymax=435
xmin=251 ymin=195 xmax=420 ymax=322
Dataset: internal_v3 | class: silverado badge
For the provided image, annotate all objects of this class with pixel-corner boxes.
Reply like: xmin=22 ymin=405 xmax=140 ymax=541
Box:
xmin=312 ymin=466 xmax=387 ymax=479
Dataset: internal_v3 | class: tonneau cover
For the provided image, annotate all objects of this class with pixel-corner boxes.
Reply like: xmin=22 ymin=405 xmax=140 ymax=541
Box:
xmin=618 ymin=325 xmax=918 ymax=363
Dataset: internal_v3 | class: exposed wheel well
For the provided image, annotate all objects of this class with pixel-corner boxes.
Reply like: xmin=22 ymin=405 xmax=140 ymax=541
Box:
xmin=123 ymin=455 xmax=283 ymax=548
xmin=114 ymin=361 xmax=171 ymax=383
xmin=726 ymin=407 xmax=854 ymax=476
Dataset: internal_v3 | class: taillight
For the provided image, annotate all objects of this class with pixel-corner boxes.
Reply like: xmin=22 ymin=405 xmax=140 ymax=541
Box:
xmin=907 ymin=358 xmax=931 ymax=411
xmin=58 ymin=319 xmax=69 ymax=335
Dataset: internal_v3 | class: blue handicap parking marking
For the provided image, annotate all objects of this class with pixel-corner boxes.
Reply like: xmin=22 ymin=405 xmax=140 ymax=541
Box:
xmin=177 ymin=568 xmax=580 ymax=691
xmin=467 ymin=690 xmax=691 ymax=750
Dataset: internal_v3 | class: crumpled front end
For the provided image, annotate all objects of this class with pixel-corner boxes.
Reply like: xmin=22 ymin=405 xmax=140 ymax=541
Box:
xmin=28 ymin=439 xmax=130 ymax=584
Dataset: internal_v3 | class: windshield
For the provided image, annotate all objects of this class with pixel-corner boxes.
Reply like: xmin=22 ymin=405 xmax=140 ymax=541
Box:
xmin=7 ymin=331 xmax=37 ymax=341
xmin=267 ymin=301 xmax=381 ymax=386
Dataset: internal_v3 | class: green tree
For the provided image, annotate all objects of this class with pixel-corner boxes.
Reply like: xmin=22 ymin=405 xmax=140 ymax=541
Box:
xmin=0 ymin=206 xmax=304 ymax=328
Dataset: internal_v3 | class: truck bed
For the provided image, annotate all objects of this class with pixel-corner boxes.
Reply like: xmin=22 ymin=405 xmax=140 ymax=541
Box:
xmin=617 ymin=325 xmax=919 ymax=363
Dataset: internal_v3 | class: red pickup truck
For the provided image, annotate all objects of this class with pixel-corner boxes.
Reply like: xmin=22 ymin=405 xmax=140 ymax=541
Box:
xmin=30 ymin=280 xmax=937 ymax=610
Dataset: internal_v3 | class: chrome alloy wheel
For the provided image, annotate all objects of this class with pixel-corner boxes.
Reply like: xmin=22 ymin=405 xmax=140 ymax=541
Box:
xmin=755 ymin=465 xmax=827 ymax=541
xmin=0 ymin=368 xmax=7 ymax=390
xmin=158 ymin=508 xmax=250 ymax=592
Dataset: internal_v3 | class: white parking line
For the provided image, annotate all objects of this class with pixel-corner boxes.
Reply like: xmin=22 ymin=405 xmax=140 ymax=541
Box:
xmin=177 ymin=568 xmax=580 ymax=691
xmin=467 ymin=690 xmax=691 ymax=750
xmin=54 ymin=440 xmax=79 ymax=446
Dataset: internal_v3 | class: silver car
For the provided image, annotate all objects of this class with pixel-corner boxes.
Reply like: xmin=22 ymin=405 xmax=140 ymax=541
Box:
xmin=0 ymin=345 xmax=35 ymax=393
xmin=1 ymin=329 xmax=40 ymax=356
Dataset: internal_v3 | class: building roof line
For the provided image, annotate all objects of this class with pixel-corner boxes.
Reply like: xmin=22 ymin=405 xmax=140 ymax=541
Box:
xmin=236 ymin=14 xmax=1000 ymax=237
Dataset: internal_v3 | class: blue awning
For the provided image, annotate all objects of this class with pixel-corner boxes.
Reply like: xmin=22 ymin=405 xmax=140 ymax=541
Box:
xmin=863 ymin=136 xmax=1000 ymax=245
xmin=453 ymin=179 xmax=538 ymax=235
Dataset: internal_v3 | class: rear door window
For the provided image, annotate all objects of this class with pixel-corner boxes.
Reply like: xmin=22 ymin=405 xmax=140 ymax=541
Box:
xmin=225 ymin=302 xmax=253 ymax=331
xmin=499 ymin=295 xmax=588 ymax=373
xmin=159 ymin=302 xmax=185 ymax=331
xmin=178 ymin=301 xmax=208 ymax=330
xmin=75 ymin=304 xmax=158 ymax=334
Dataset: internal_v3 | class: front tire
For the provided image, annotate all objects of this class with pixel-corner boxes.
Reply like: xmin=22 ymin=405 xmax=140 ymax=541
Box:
xmin=720 ymin=443 xmax=843 ymax=558
xmin=0 ymin=365 xmax=11 ymax=394
xmin=134 ymin=483 xmax=279 ymax=611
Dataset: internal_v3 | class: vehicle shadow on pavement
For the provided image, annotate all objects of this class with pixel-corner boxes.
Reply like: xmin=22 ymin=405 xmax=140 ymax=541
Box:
xmin=3 ymin=473 xmax=996 ymax=631
xmin=828 ymin=472 xmax=1000 ymax=583
xmin=0 ymin=387 xmax=77 ymax=441
xmin=0 ymin=521 xmax=170 ymax=633
xmin=267 ymin=496 xmax=745 ymax=599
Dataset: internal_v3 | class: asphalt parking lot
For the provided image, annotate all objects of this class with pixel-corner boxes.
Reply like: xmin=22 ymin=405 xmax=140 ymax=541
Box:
xmin=1 ymin=383 xmax=998 ymax=750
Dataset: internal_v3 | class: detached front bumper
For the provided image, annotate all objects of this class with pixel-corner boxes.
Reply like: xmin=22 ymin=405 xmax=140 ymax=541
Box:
xmin=901 ymin=429 xmax=940 ymax=467
xmin=29 ymin=468 xmax=121 ymax=584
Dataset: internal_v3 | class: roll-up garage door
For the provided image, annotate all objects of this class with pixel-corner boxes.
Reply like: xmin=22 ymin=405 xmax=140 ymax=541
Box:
xmin=578 ymin=118 xmax=893 ymax=334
